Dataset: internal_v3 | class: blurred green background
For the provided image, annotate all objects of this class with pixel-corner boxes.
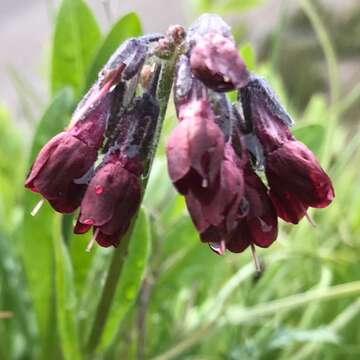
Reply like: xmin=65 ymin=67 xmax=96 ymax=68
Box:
xmin=0 ymin=0 xmax=360 ymax=359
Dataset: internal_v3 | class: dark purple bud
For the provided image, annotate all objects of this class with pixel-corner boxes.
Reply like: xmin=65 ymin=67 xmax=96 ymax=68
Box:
xmin=25 ymin=93 xmax=113 ymax=213
xmin=185 ymin=144 xmax=244 ymax=243
xmin=101 ymin=38 xmax=148 ymax=82
xmin=227 ymin=165 xmax=278 ymax=253
xmin=187 ymin=13 xmax=233 ymax=45
xmin=190 ymin=32 xmax=250 ymax=92
xmin=265 ymin=140 xmax=335 ymax=224
xmin=166 ymin=99 xmax=225 ymax=198
xmin=74 ymin=152 xmax=142 ymax=247
xmin=239 ymin=75 xmax=293 ymax=153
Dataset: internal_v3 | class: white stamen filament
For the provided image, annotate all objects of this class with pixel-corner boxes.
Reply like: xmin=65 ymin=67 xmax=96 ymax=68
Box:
xmin=202 ymin=178 xmax=208 ymax=188
xmin=305 ymin=212 xmax=316 ymax=227
xmin=86 ymin=228 xmax=99 ymax=252
xmin=31 ymin=199 xmax=45 ymax=216
xmin=250 ymin=243 xmax=261 ymax=273
xmin=219 ymin=239 xmax=226 ymax=256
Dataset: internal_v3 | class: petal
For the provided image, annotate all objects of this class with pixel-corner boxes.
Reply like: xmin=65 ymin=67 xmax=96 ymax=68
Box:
xmin=266 ymin=140 xmax=334 ymax=216
xmin=25 ymin=132 xmax=69 ymax=190
xmin=190 ymin=32 xmax=249 ymax=91
xmin=166 ymin=120 xmax=192 ymax=191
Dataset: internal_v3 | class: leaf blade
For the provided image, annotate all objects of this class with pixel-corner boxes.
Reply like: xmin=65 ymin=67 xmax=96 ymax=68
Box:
xmin=51 ymin=0 xmax=102 ymax=95
xmin=86 ymin=12 xmax=142 ymax=88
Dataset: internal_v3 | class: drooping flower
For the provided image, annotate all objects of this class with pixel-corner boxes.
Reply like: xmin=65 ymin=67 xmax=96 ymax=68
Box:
xmin=25 ymin=93 xmax=113 ymax=213
xmin=166 ymin=99 xmax=225 ymax=199
xmin=190 ymin=32 xmax=249 ymax=91
xmin=239 ymin=75 xmax=334 ymax=224
xmin=265 ymin=140 xmax=334 ymax=224
xmin=226 ymin=165 xmax=278 ymax=253
xmin=74 ymin=152 xmax=142 ymax=247
xmin=185 ymin=144 xmax=244 ymax=245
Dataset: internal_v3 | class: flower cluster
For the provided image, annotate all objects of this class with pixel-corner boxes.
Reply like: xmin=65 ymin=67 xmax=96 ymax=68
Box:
xmin=166 ymin=14 xmax=334 ymax=256
xmin=26 ymin=35 xmax=163 ymax=248
xmin=25 ymin=14 xmax=334 ymax=258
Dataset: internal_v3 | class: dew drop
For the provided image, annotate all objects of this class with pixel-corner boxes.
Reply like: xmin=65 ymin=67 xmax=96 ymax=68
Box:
xmin=95 ymin=185 xmax=104 ymax=195
xmin=258 ymin=217 xmax=272 ymax=233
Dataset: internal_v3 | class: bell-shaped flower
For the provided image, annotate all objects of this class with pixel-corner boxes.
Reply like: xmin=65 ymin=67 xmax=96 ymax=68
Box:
xmin=166 ymin=99 xmax=225 ymax=199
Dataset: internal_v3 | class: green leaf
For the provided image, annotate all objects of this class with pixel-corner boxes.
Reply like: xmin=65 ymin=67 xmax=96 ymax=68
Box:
xmin=51 ymin=0 xmax=102 ymax=95
xmin=293 ymin=124 xmax=325 ymax=157
xmin=0 ymin=231 xmax=37 ymax=359
xmin=98 ymin=207 xmax=151 ymax=351
xmin=240 ymin=43 xmax=256 ymax=71
xmin=22 ymin=89 xmax=74 ymax=344
xmin=86 ymin=13 xmax=142 ymax=88
xmin=53 ymin=215 xmax=82 ymax=360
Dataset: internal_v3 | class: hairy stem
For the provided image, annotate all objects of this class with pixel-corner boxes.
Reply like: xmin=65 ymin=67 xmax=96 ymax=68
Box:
xmin=85 ymin=55 xmax=177 ymax=356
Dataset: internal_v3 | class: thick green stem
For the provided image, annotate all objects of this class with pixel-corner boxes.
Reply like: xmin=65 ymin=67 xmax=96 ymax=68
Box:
xmin=85 ymin=55 xmax=176 ymax=356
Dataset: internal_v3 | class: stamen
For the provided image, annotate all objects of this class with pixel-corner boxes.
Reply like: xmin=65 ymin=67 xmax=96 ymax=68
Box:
xmin=86 ymin=228 xmax=99 ymax=252
xmin=305 ymin=212 xmax=316 ymax=227
xmin=250 ymin=243 xmax=261 ymax=273
xmin=219 ymin=239 xmax=226 ymax=255
xmin=202 ymin=178 xmax=208 ymax=188
xmin=31 ymin=199 xmax=45 ymax=216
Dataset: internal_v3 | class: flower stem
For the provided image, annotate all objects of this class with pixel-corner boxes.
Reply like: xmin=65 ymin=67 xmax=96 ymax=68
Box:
xmin=85 ymin=55 xmax=177 ymax=356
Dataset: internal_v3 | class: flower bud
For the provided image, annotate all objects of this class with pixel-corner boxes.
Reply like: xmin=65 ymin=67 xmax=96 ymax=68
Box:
xmin=190 ymin=32 xmax=250 ymax=91
xmin=74 ymin=152 xmax=142 ymax=247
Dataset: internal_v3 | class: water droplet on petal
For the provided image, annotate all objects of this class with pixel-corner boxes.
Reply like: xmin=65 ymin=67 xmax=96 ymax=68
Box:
xmin=209 ymin=240 xmax=226 ymax=255
xmin=95 ymin=185 xmax=104 ymax=195
xmin=258 ymin=217 xmax=272 ymax=233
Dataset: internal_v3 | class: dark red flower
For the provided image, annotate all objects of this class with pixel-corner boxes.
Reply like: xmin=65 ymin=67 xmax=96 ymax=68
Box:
xmin=226 ymin=166 xmax=278 ymax=253
xmin=74 ymin=152 xmax=142 ymax=247
xmin=24 ymin=54 xmax=130 ymax=214
xmin=25 ymin=92 xmax=112 ymax=213
xmin=25 ymin=133 xmax=95 ymax=213
xmin=166 ymin=99 xmax=225 ymax=199
xmin=185 ymin=144 xmax=244 ymax=244
xmin=265 ymin=140 xmax=335 ymax=224
xmin=239 ymin=76 xmax=334 ymax=224
xmin=190 ymin=32 xmax=249 ymax=92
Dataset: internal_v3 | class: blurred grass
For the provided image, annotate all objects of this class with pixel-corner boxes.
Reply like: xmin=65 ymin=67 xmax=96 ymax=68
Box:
xmin=0 ymin=0 xmax=360 ymax=359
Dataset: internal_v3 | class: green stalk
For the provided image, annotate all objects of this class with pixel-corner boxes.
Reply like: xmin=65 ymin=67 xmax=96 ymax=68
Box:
xmin=300 ymin=0 xmax=340 ymax=168
xmin=85 ymin=55 xmax=177 ymax=356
